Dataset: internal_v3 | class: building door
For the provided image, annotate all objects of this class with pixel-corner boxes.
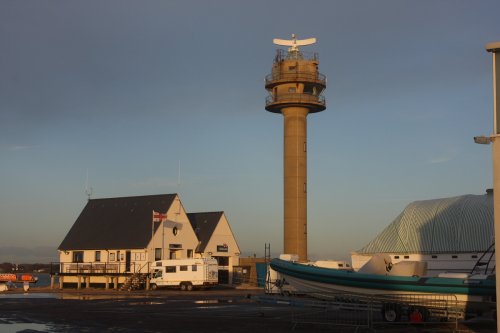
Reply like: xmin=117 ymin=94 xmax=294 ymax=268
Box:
xmin=125 ymin=251 xmax=131 ymax=272
xmin=218 ymin=269 xmax=229 ymax=284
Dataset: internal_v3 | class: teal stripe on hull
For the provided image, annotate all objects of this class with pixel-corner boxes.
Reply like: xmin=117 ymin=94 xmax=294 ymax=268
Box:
xmin=270 ymin=259 xmax=495 ymax=296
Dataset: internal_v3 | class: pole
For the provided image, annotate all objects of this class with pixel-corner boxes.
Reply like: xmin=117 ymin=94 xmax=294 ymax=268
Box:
xmin=485 ymin=41 xmax=500 ymax=332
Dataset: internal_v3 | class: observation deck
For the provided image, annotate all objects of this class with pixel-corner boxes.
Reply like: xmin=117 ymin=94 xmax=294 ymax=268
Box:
xmin=265 ymin=93 xmax=326 ymax=113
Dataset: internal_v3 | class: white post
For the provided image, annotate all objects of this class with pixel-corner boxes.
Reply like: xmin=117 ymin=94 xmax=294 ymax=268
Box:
xmin=485 ymin=41 xmax=500 ymax=332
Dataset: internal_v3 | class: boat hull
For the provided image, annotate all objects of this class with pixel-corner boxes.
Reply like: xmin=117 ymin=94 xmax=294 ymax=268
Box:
xmin=270 ymin=258 xmax=495 ymax=302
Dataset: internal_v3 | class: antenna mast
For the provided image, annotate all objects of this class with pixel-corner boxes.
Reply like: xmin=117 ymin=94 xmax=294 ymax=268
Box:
xmin=85 ymin=169 xmax=93 ymax=201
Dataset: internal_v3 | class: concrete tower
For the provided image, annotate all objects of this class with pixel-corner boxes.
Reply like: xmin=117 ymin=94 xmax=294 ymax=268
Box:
xmin=265 ymin=35 xmax=326 ymax=262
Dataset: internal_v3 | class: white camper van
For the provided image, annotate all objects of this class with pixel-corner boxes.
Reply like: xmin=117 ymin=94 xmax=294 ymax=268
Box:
xmin=150 ymin=258 xmax=218 ymax=291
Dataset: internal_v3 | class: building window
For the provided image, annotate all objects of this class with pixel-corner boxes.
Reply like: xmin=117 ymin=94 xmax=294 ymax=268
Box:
xmin=215 ymin=256 xmax=229 ymax=266
xmin=166 ymin=266 xmax=176 ymax=273
xmin=187 ymin=249 xmax=193 ymax=258
xmin=169 ymin=251 xmax=176 ymax=259
xmin=394 ymin=256 xmax=400 ymax=259
xmin=110 ymin=253 xmax=115 ymax=261
xmin=95 ymin=251 xmax=101 ymax=262
xmin=471 ymin=255 xmax=478 ymax=259
xmin=452 ymin=255 xmax=458 ymax=259
xmin=403 ymin=255 xmax=409 ymax=259
xmin=432 ymin=255 xmax=438 ymax=259
xmin=73 ymin=251 xmax=84 ymax=263
xmin=180 ymin=265 xmax=188 ymax=271
xmin=155 ymin=248 xmax=162 ymax=261
xmin=192 ymin=265 xmax=197 ymax=272
xmin=117 ymin=250 xmax=121 ymax=261
xmin=288 ymin=87 xmax=296 ymax=93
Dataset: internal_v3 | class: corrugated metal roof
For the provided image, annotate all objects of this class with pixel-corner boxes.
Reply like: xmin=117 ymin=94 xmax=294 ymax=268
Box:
xmin=356 ymin=193 xmax=494 ymax=254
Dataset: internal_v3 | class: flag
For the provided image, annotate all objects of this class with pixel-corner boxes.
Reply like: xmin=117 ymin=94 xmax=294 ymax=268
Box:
xmin=152 ymin=210 xmax=167 ymax=222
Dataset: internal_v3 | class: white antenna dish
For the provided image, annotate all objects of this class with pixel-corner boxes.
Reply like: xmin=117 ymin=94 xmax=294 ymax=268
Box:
xmin=273 ymin=34 xmax=316 ymax=52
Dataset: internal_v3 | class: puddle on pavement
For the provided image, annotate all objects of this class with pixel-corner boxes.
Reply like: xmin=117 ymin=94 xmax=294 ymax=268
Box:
xmin=0 ymin=293 xmax=59 ymax=299
xmin=0 ymin=319 xmax=52 ymax=333
xmin=127 ymin=301 xmax=165 ymax=305
xmin=194 ymin=299 xmax=233 ymax=304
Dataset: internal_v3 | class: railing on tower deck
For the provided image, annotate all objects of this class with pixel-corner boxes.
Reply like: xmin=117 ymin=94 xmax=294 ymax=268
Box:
xmin=274 ymin=49 xmax=318 ymax=62
xmin=266 ymin=93 xmax=326 ymax=107
xmin=50 ymin=261 xmax=151 ymax=275
xmin=265 ymin=71 xmax=327 ymax=86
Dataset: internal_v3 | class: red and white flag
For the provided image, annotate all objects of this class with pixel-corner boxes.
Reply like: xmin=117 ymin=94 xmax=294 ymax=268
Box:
xmin=152 ymin=210 xmax=167 ymax=222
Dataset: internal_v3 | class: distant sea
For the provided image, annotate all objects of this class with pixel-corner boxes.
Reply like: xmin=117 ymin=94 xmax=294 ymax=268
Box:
xmin=29 ymin=273 xmax=53 ymax=288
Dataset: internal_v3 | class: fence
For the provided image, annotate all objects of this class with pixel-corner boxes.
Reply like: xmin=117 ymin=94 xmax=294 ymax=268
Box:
xmin=264 ymin=292 xmax=463 ymax=331
xmin=50 ymin=262 xmax=150 ymax=275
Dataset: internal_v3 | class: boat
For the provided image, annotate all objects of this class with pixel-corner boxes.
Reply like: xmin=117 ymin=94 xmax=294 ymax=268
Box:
xmin=269 ymin=255 xmax=496 ymax=321
xmin=0 ymin=274 xmax=17 ymax=282
xmin=0 ymin=273 xmax=38 ymax=285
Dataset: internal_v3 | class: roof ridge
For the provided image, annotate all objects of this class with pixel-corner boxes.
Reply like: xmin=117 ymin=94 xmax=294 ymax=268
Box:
xmin=89 ymin=193 xmax=177 ymax=201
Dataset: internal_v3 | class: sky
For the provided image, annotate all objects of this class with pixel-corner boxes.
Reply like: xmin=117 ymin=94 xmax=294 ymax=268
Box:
xmin=1 ymin=0 xmax=499 ymax=263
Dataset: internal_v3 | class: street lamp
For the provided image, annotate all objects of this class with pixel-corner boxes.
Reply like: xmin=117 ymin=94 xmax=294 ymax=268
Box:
xmin=484 ymin=41 xmax=500 ymax=330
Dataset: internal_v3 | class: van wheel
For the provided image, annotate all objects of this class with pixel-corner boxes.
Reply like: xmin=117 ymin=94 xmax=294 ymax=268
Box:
xmin=151 ymin=284 xmax=157 ymax=290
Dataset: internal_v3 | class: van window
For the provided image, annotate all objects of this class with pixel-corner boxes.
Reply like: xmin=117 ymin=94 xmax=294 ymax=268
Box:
xmin=166 ymin=266 xmax=176 ymax=273
xmin=180 ymin=265 xmax=188 ymax=271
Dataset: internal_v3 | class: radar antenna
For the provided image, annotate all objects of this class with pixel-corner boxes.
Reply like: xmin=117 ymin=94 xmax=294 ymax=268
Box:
xmin=273 ymin=34 xmax=317 ymax=52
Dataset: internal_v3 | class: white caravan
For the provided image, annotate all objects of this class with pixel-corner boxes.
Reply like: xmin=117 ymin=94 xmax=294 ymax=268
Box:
xmin=150 ymin=258 xmax=218 ymax=291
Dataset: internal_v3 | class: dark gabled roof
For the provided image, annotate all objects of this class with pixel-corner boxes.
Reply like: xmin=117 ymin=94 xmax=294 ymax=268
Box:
xmin=59 ymin=194 xmax=177 ymax=251
xmin=187 ymin=211 xmax=224 ymax=253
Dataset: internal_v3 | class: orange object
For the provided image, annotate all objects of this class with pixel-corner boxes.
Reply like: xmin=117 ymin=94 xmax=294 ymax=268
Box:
xmin=409 ymin=309 xmax=423 ymax=322
xmin=21 ymin=274 xmax=34 ymax=282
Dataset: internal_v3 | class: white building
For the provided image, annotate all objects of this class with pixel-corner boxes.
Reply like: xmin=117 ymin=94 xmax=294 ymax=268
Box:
xmin=188 ymin=212 xmax=241 ymax=284
xmin=57 ymin=194 xmax=240 ymax=287
xmin=351 ymin=191 xmax=495 ymax=276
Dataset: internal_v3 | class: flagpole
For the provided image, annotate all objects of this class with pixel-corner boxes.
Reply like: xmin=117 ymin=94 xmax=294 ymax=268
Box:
xmin=151 ymin=211 xmax=154 ymax=261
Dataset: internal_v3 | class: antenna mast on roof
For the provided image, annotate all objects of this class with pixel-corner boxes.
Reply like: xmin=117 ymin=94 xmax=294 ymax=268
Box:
xmin=85 ymin=169 xmax=93 ymax=201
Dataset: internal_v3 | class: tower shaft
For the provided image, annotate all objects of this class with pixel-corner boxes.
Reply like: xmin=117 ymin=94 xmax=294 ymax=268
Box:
xmin=283 ymin=107 xmax=308 ymax=260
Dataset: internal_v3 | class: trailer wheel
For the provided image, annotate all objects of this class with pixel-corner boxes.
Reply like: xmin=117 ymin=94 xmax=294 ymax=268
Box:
xmin=408 ymin=306 xmax=429 ymax=322
xmin=381 ymin=303 xmax=401 ymax=322
xmin=180 ymin=283 xmax=187 ymax=291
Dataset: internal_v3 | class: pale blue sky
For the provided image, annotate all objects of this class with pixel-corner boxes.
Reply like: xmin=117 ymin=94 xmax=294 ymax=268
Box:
xmin=1 ymin=0 xmax=499 ymax=263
